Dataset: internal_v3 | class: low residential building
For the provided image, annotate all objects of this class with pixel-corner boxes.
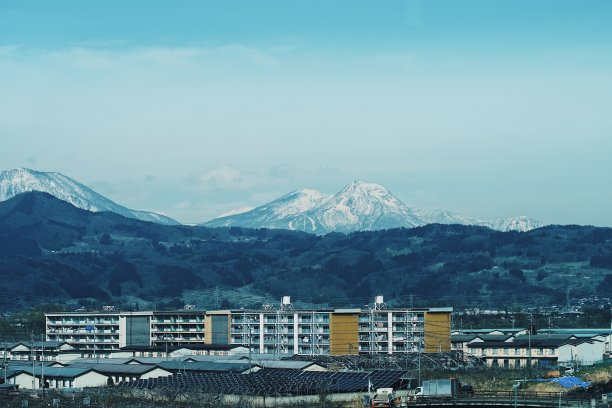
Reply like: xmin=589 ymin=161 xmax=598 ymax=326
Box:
xmin=1 ymin=341 xmax=80 ymax=363
xmin=466 ymin=338 xmax=606 ymax=368
xmin=6 ymin=367 xmax=109 ymax=389
xmin=537 ymin=328 xmax=612 ymax=357
xmin=68 ymin=363 xmax=172 ymax=384
xmin=451 ymin=334 xmax=515 ymax=354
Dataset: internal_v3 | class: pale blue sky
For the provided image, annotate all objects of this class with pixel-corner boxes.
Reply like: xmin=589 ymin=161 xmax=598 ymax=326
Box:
xmin=1 ymin=1 xmax=611 ymax=225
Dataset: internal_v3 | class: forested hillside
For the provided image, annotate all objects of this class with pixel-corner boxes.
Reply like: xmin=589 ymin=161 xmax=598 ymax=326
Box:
xmin=0 ymin=192 xmax=611 ymax=312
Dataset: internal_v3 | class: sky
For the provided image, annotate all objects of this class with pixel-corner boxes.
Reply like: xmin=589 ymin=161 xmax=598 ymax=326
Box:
xmin=1 ymin=0 xmax=611 ymax=225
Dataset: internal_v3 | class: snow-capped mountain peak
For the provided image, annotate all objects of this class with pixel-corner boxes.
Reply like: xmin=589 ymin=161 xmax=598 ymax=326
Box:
xmin=304 ymin=181 xmax=418 ymax=232
xmin=203 ymin=181 xmax=545 ymax=234
xmin=333 ymin=181 xmax=404 ymax=209
xmin=0 ymin=168 xmax=179 ymax=225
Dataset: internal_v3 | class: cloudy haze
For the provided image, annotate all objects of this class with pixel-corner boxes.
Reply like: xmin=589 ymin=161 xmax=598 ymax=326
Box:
xmin=1 ymin=1 xmax=611 ymax=225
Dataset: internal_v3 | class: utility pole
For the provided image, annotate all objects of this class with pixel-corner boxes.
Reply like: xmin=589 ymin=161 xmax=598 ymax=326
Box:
xmin=548 ymin=316 xmax=552 ymax=330
xmin=165 ymin=335 xmax=169 ymax=360
xmin=248 ymin=329 xmax=253 ymax=371
xmin=30 ymin=332 xmax=35 ymax=390
xmin=512 ymin=382 xmax=519 ymax=408
xmin=41 ymin=334 xmax=45 ymax=390
xmin=528 ymin=314 xmax=533 ymax=376
xmin=91 ymin=325 xmax=97 ymax=361
xmin=418 ymin=341 xmax=422 ymax=386
xmin=2 ymin=342 xmax=7 ymax=384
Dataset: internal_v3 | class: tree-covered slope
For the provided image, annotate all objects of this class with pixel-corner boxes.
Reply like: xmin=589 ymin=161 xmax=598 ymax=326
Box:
xmin=0 ymin=192 xmax=610 ymax=311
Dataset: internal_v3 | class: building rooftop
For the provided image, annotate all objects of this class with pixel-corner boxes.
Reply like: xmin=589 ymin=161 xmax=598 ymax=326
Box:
xmin=453 ymin=328 xmax=527 ymax=334
xmin=69 ymin=363 xmax=170 ymax=375
xmin=215 ymin=359 xmax=321 ymax=370
xmin=472 ymin=338 xmax=600 ymax=348
xmin=119 ymin=344 xmax=241 ymax=352
xmin=8 ymin=341 xmax=72 ymax=350
xmin=156 ymin=360 xmax=254 ymax=373
xmin=538 ymin=328 xmax=612 ymax=335
xmin=9 ymin=367 xmax=94 ymax=378
xmin=45 ymin=306 xmax=452 ymax=316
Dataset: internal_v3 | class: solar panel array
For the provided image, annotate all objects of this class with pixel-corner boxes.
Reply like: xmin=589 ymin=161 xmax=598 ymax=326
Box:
xmin=286 ymin=351 xmax=481 ymax=371
xmin=118 ymin=369 xmax=409 ymax=396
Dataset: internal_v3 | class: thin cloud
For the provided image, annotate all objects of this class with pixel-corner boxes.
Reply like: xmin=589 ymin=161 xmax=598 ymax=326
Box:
xmin=199 ymin=166 xmax=253 ymax=191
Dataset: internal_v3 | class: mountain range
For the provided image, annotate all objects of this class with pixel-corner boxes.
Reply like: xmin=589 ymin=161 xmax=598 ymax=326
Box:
xmin=0 ymin=168 xmax=543 ymax=233
xmin=203 ymin=181 xmax=544 ymax=233
xmin=0 ymin=168 xmax=179 ymax=225
xmin=0 ymin=191 xmax=609 ymax=312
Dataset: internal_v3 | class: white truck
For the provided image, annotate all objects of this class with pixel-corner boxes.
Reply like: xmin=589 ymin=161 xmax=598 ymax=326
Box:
xmin=414 ymin=379 xmax=460 ymax=399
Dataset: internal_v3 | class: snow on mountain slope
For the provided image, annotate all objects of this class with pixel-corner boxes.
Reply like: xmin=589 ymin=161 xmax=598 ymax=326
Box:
xmin=487 ymin=216 xmax=544 ymax=232
xmin=0 ymin=168 xmax=179 ymax=225
xmin=203 ymin=188 xmax=331 ymax=229
xmin=412 ymin=208 xmax=485 ymax=227
xmin=203 ymin=181 xmax=545 ymax=234
xmin=217 ymin=207 xmax=254 ymax=218
xmin=299 ymin=181 xmax=423 ymax=233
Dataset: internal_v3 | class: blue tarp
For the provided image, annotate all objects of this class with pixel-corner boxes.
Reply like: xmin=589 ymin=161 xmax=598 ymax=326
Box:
xmin=548 ymin=376 xmax=591 ymax=389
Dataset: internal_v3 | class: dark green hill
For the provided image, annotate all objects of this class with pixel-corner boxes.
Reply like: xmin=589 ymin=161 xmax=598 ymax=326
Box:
xmin=0 ymin=192 xmax=610 ymax=311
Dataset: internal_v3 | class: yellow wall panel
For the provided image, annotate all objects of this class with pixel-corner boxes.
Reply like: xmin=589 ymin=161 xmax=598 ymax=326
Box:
xmin=204 ymin=315 xmax=212 ymax=344
xmin=424 ymin=311 xmax=451 ymax=352
xmin=330 ymin=314 xmax=359 ymax=355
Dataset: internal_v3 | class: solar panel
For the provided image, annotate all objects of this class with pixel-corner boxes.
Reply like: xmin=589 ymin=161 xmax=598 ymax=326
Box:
xmin=120 ymin=368 xmax=410 ymax=396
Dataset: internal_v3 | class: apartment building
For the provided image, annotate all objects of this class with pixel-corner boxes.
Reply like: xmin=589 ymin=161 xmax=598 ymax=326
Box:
xmin=45 ymin=297 xmax=451 ymax=357
xmin=46 ymin=310 xmax=206 ymax=357
xmin=216 ymin=296 xmax=451 ymax=356
xmin=226 ymin=307 xmax=334 ymax=356
xmin=151 ymin=311 xmax=205 ymax=346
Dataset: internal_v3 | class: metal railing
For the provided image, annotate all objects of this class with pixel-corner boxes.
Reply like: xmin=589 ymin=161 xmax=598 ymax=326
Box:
xmin=406 ymin=391 xmax=591 ymax=407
